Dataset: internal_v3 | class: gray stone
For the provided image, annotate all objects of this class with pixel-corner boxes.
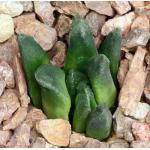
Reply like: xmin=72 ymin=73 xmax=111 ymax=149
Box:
xmin=34 ymin=1 xmax=55 ymax=27
xmin=111 ymin=1 xmax=131 ymax=15
xmin=85 ymin=1 xmax=114 ymax=16
xmin=21 ymin=1 xmax=33 ymax=12
xmin=0 ymin=2 xmax=23 ymax=17
xmin=128 ymin=102 xmax=150 ymax=120
xmin=55 ymin=14 xmax=72 ymax=37
xmin=124 ymin=29 xmax=150 ymax=48
xmin=0 ymin=14 xmax=14 ymax=43
xmin=52 ymin=1 xmax=88 ymax=17
xmin=86 ymin=11 xmax=106 ymax=36
xmin=131 ymin=141 xmax=150 ymax=148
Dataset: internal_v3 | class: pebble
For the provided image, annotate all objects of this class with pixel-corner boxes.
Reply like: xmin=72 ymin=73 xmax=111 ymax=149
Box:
xmin=69 ymin=132 xmax=109 ymax=148
xmin=0 ymin=89 xmax=20 ymax=124
xmin=13 ymin=55 xmax=30 ymax=107
xmin=25 ymin=106 xmax=46 ymax=128
xmin=101 ymin=12 xmax=135 ymax=36
xmin=135 ymin=6 xmax=150 ymax=19
xmin=132 ymin=122 xmax=150 ymax=141
xmin=131 ymin=15 xmax=150 ymax=31
xmin=20 ymin=1 xmax=33 ymax=12
xmin=123 ymin=29 xmax=150 ymax=48
xmin=55 ymin=14 xmax=72 ymax=37
xmin=117 ymin=59 xmax=129 ymax=88
xmin=108 ymin=138 xmax=129 ymax=148
xmin=85 ymin=1 xmax=114 ymax=16
xmin=146 ymin=111 xmax=150 ymax=125
xmin=130 ymin=1 xmax=145 ymax=8
xmin=3 ymin=107 xmax=27 ymax=130
xmin=0 ymin=130 xmax=12 ymax=146
xmin=32 ymin=137 xmax=57 ymax=148
xmin=119 ymin=47 xmax=147 ymax=115
xmin=34 ymin=1 xmax=55 ymax=27
xmin=0 ymin=35 xmax=19 ymax=64
xmin=144 ymin=71 xmax=150 ymax=104
xmin=0 ymin=61 xmax=15 ymax=88
xmin=0 ymin=14 xmax=14 ymax=43
xmin=0 ymin=2 xmax=23 ymax=17
xmin=69 ymin=132 xmax=89 ymax=148
xmin=111 ymin=1 xmax=131 ymax=15
xmin=15 ymin=20 xmax=57 ymax=51
xmin=0 ymin=80 xmax=6 ymax=96
xmin=131 ymin=141 xmax=150 ymax=148
xmin=52 ymin=1 xmax=88 ymax=17
xmin=36 ymin=119 xmax=71 ymax=147
xmin=128 ymin=102 xmax=150 ymax=120
xmin=85 ymin=11 xmax=106 ymax=36
xmin=7 ymin=123 xmax=31 ymax=148
xmin=113 ymin=108 xmax=135 ymax=142
xmin=85 ymin=138 xmax=109 ymax=148
xmin=52 ymin=41 xmax=66 ymax=67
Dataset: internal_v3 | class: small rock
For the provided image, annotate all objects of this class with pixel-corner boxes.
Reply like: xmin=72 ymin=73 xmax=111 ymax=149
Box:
xmin=85 ymin=11 xmax=106 ymax=36
xmin=0 ymin=130 xmax=12 ymax=146
xmin=130 ymin=1 xmax=145 ymax=8
xmin=144 ymin=71 xmax=150 ymax=104
xmin=85 ymin=138 xmax=109 ymax=148
xmin=0 ymin=35 xmax=19 ymax=64
xmin=119 ymin=47 xmax=147 ymax=115
xmin=69 ymin=132 xmax=89 ymax=148
xmin=128 ymin=102 xmax=150 ymax=120
xmin=132 ymin=122 xmax=150 ymax=141
xmin=131 ymin=15 xmax=150 ymax=31
xmin=0 ymin=2 xmax=23 ymax=17
xmin=36 ymin=119 xmax=71 ymax=147
xmin=25 ymin=106 xmax=46 ymax=128
xmin=14 ymin=13 xmax=36 ymax=29
xmin=113 ymin=108 xmax=135 ymax=142
xmin=0 ymin=14 xmax=14 ymax=43
xmin=117 ymin=59 xmax=129 ymax=88
xmin=34 ymin=2 xmax=55 ymax=27
xmin=29 ymin=128 xmax=41 ymax=145
xmin=135 ymin=6 xmax=150 ymax=19
xmin=85 ymin=1 xmax=114 ymax=17
xmin=32 ymin=137 xmax=57 ymax=148
xmin=125 ymin=53 xmax=133 ymax=61
xmin=123 ymin=29 xmax=150 ymax=48
xmin=111 ymin=1 xmax=131 ymax=15
xmin=0 ymin=60 xmax=15 ymax=88
xmin=7 ymin=123 xmax=30 ymax=148
xmin=52 ymin=1 xmax=88 ymax=17
xmin=55 ymin=14 xmax=72 ymax=37
xmin=13 ymin=55 xmax=30 ymax=107
xmin=15 ymin=20 xmax=57 ymax=51
xmin=145 ymin=53 xmax=150 ymax=65
xmin=52 ymin=41 xmax=66 ymax=67
xmin=146 ymin=111 xmax=150 ymax=125
xmin=3 ymin=107 xmax=27 ymax=130
xmin=20 ymin=1 xmax=33 ymax=12
xmin=101 ymin=12 xmax=135 ymax=36
xmin=108 ymin=138 xmax=129 ymax=148
xmin=0 ymin=89 xmax=20 ymax=123
xmin=131 ymin=140 xmax=150 ymax=148
xmin=0 ymin=80 xmax=6 ymax=96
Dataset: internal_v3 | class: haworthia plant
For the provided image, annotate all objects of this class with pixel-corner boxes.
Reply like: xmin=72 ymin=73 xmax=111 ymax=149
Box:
xmin=18 ymin=34 xmax=50 ymax=108
xmin=87 ymin=54 xmax=117 ymax=108
xmin=86 ymin=103 xmax=112 ymax=140
xmin=64 ymin=15 xmax=98 ymax=73
xmin=99 ymin=28 xmax=122 ymax=84
xmin=35 ymin=64 xmax=71 ymax=120
xmin=73 ymin=81 xmax=97 ymax=133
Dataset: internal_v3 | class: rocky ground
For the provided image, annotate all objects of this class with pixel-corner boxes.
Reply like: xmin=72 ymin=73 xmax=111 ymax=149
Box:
xmin=0 ymin=1 xmax=150 ymax=148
